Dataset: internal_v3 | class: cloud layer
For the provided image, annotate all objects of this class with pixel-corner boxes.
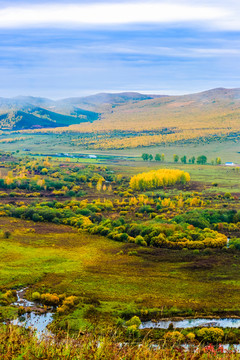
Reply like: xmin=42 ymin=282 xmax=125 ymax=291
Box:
xmin=0 ymin=2 xmax=229 ymax=28
xmin=0 ymin=1 xmax=239 ymax=97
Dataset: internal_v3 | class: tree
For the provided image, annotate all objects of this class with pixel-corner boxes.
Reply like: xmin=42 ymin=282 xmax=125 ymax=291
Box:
xmin=197 ymin=155 xmax=207 ymax=165
xmin=181 ymin=155 xmax=187 ymax=164
xmin=102 ymin=184 xmax=107 ymax=191
xmin=161 ymin=153 xmax=165 ymax=162
xmin=173 ymin=154 xmax=179 ymax=163
xmin=129 ymin=169 xmax=190 ymax=191
xmin=155 ymin=153 xmax=161 ymax=162
xmin=96 ymin=179 xmax=102 ymax=191
xmin=190 ymin=156 xmax=195 ymax=164
xmin=142 ymin=153 xmax=149 ymax=161
xmin=149 ymin=154 xmax=153 ymax=161
xmin=216 ymin=157 xmax=221 ymax=165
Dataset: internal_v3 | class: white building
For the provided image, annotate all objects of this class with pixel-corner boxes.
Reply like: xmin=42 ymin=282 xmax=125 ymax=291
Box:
xmin=225 ymin=162 xmax=235 ymax=166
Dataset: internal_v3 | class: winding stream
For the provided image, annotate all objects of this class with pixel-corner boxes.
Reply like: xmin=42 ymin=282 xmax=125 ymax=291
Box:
xmin=140 ymin=318 xmax=240 ymax=329
xmin=11 ymin=288 xmax=53 ymax=337
xmin=9 ymin=289 xmax=240 ymax=350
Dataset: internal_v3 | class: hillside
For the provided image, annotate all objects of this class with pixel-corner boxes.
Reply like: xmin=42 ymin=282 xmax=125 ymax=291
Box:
xmin=57 ymin=87 xmax=240 ymax=149
xmin=58 ymin=92 xmax=164 ymax=111
xmin=1 ymin=88 xmax=240 ymax=148
xmin=0 ymin=92 xmax=160 ymax=130
xmin=0 ymin=106 xmax=100 ymax=130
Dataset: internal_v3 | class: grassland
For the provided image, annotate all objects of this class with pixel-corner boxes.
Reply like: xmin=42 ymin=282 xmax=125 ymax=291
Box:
xmin=3 ymin=325 xmax=239 ymax=360
xmin=0 ymin=131 xmax=239 ymax=164
xmin=0 ymin=90 xmax=240 ymax=357
xmin=7 ymin=88 xmax=239 ymax=151
xmin=1 ymin=215 xmax=240 ymax=331
xmin=0 ymin=150 xmax=239 ymax=359
xmin=1 ymin=89 xmax=240 ymax=157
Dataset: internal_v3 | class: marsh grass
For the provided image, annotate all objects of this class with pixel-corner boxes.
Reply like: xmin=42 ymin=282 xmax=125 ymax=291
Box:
xmin=1 ymin=325 xmax=240 ymax=360
xmin=1 ymin=217 xmax=240 ymax=335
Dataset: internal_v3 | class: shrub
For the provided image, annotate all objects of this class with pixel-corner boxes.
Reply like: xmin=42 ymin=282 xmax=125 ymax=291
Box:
xmin=186 ymin=332 xmax=196 ymax=342
xmin=0 ymin=290 xmax=17 ymax=305
xmin=32 ymin=292 xmax=41 ymax=301
xmin=126 ymin=325 xmax=140 ymax=337
xmin=3 ymin=231 xmax=11 ymax=239
xmin=135 ymin=235 xmax=146 ymax=246
xmin=117 ymin=250 xmax=124 ymax=255
xmin=41 ymin=293 xmax=60 ymax=306
xmin=224 ymin=192 xmax=232 ymax=199
xmin=128 ymin=251 xmax=138 ymax=256
xmin=164 ymin=331 xmax=185 ymax=344
xmin=197 ymin=327 xmax=224 ymax=343
xmin=139 ymin=205 xmax=154 ymax=214
xmin=193 ymin=249 xmax=200 ymax=254
xmin=126 ymin=316 xmax=141 ymax=328
xmin=229 ymin=238 xmax=240 ymax=250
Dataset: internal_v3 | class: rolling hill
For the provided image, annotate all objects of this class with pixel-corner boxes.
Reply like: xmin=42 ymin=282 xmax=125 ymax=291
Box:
xmin=1 ymin=89 xmax=240 ymax=151
xmin=0 ymin=92 xmax=161 ymax=130
xmin=0 ymin=105 xmax=100 ymax=131
xmin=51 ymin=87 xmax=240 ymax=149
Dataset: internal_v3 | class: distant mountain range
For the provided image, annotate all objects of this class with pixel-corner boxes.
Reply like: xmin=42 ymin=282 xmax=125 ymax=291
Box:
xmin=1 ymin=88 xmax=240 ymax=131
xmin=0 ymin=92 xmax=163 ymax=130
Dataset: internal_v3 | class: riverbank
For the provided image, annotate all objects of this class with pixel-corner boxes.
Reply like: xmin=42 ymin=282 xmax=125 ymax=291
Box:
xmin=2 ymin=325 xmax=240 ymax=360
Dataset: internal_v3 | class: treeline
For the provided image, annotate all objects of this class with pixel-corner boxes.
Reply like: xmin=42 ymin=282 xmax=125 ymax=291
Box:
xmin=142 ymin=153 xmax=165 ymax=161
xmin=129 ymin=169 xmax=190 ymax=191
xmin=3 ymin=199 xmax=232 ymax=250
xmin=173 ymin=209 xmax=239 ymax=229
xmin=142 ymin=153 xmax=222 ymax=165
xmin=0 ymin=159 xmax=116 ymax=196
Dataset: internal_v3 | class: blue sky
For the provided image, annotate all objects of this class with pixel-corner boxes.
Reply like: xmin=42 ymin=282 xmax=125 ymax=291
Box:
xmin=0 ymin=1 xmax=240 ymax=98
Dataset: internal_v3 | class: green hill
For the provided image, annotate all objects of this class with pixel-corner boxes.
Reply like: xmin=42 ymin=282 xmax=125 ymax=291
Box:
xmin=0 ymin=107 xmax=100 ymax=130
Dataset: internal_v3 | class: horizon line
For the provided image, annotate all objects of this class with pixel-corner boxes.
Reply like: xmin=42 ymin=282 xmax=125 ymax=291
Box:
xmin=0 ymin=86 xmax=238 ymax=101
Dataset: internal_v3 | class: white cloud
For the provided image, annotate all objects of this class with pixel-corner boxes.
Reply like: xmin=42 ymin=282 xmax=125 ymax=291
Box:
xmin=0 ymin=2 xmax=228 ymax=28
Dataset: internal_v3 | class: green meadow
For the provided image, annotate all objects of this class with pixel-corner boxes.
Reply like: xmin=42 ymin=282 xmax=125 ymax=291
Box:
xmin=1 ymin=216 xmax=240 ymax=333
xmin=0 ymin=147 xmax=239 ymax=360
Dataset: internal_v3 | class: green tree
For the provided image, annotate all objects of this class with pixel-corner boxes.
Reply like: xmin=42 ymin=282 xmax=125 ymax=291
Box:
xmin=216 ymin=157 xmax=221 ymax=165
xmin=190 ymin=156 xmax=195 ymax=164
xmin=155 ymin=153 xmax=161 ymax=162
xmin=181 ymin=155 xmax=187 ymax=164
xmin=142 ymin=153 xmax=149 ymax=161
xmin=149 ymin=154 xmax=153 ymax=161
xmin=173 ymin=154 xmax=179 ymax=163
xmin=197 ymin=155 xmax=207 ymax=165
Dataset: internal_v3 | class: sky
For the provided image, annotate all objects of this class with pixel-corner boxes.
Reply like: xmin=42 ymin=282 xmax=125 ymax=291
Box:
xmin=0 ymin=0 xmax=240 ymax=98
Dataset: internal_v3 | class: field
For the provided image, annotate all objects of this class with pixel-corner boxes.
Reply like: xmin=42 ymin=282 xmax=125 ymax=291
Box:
xmin=1 ymin=214 xmax=240 ymax=324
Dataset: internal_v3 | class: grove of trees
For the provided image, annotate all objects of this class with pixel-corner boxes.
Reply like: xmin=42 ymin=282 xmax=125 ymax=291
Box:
xmin=129 ymin=169 xmax=191 ymax=191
